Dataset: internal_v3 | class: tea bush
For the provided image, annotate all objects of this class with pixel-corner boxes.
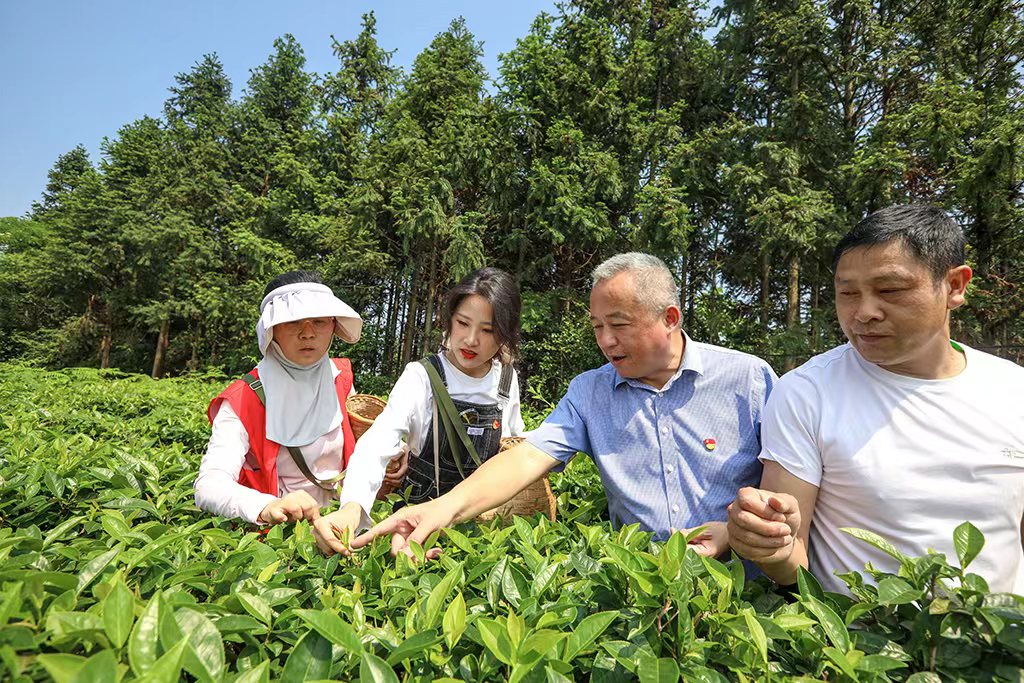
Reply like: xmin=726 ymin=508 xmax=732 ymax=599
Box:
xmin=0 ymin=363 xmax=1022 ymax=681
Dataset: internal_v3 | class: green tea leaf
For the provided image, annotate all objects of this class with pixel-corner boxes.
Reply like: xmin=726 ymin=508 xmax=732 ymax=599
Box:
xmin=545 ymin=666 xmax=574 ymax=683
xmin=563 ymin=611 xmax=619 ymax=661
xmin=743 ymin=609 xmax=768 ymax=663
xmin=41 ymin=516 xmax=85 ymax=550
xmin=424 ymin=563 xmax=462 ymax=630
xmin=840 ymin=528 xmax=909 ymax=564
xmin=519 ymin=629 xmax=566 ymax=657
xmin=796 ymin=566 xmax=825 ymax=602
xmin=443 ymin=591 xmax=466 ymax=648
xmin=136 ymin=637 xmax=188 ymax=683
xmin=102 ymin=578 xmax=135 ymax=648
xmin=35 ymin=654 xmax=86 ymax=683
xmin=281 ymin=631 xmax=332 ymax=683
xmin=822 ymin=646 xmax=858 ymax=679
xmin=256 ymin=560 xmax=280 ymax=583
xmin=773 ymin=614 xmax=818 ymax=631
xmin=876 ymin=577 xmax=923 ymax=605
xmin=45 ymin=611 xmax=103 ymax=638
xmin=175 ymin=607 xmax=225 ymax=683
xmin=507 ymin=609 xmax=524 ymax=647
xmin=232 ymin=661 xmax=270 ymax=683
xmin=637 ymin=655 xmax=679 ymax=683
xmin=236 ymin=592 xmax=273 ymax=626
xmin=443 ymin=527 xmax=476 ymax=554
xmin=952 ymin=521 xmax=985 ymax=570
xmin=70 ymin=649 xmax=118 ymax=683
xmin=294 ymin=609 xmax=363 ymax=653
xmin=129 ymin=592 xmax=162 ymax=676
xmin=531 ymin=560 xmax=561 ymax=598
xmin=477 ymin=617 xmax=515 ymax=665
xmin=386 ymin=631 xmax=441 ymax=665
xmin=804 ymin=597 xmax=850 ymax=652
xmin=857 ymin=654 xmax=908 ymax=673
xmin=75 ymin=545 xmax=122 ymax=596
xmin=359 ymin=651 xmax=399 ymax=683
xmin=124 ymin=534 xmax=181 ymax=573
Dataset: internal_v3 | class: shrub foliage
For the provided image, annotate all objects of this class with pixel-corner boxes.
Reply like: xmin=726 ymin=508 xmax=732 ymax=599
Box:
xmin=0 ymin=364 xmax=1022 ymax=681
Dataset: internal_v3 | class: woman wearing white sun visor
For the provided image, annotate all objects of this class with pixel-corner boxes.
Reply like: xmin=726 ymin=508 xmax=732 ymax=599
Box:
xmin=195 ymin=270 xmax=404 ymax=526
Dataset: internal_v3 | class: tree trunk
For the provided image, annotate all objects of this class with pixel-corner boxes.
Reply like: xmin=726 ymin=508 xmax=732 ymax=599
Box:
xmin=760 ymin=248 xmax=772 ymax=326
xmin=685 ymin=239 xmax=698 ymax=331
xmin=188 ymin=324 xmax=200 ymax=373
xmin=400 ymin=269 xmax=421 ymax=366
xmin=421 ymin=244 xmax=440 ymax=357
xmin=382 ymin=276 xmax=399 ymax=376
xmin=99 ymin=334 xmax=112 ymax=370
xmin=151 ymin=317 xmax=170 ymax=379
xmin=96 ymin=298 xmax=112 ymax=370
xmin=784 ymin=252 xmax=801 ymax=372
xmin=810 ymin=258 xmax=821 ymax=354
xmin=678 ymin=252 xmax=688 ymax=319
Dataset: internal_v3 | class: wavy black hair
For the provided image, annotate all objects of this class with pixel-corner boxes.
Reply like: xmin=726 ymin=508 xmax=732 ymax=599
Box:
xmin=442 ymin=267 xmax=522 ymax=364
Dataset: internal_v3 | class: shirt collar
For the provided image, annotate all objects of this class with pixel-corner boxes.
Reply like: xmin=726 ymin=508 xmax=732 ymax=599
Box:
xmin=613 ymin=331 xmax=704 ymax=391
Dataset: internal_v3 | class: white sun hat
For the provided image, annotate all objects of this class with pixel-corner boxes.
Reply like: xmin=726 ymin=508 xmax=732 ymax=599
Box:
xmin=256 ymin=282 xmax=362 ymax=356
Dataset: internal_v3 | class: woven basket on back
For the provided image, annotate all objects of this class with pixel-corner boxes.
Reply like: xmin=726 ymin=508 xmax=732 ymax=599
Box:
xmin=347 ymin=394 xmax=397 ymax=499
xmin=346 ymin=394 xmax=386 ymax=441
xmin=477 ymin=437 xmax=558 ymax=523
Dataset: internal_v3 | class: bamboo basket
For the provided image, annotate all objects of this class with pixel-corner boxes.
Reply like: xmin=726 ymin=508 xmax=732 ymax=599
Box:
xmin=347 ymin=394 xmax=402 ymax=498
xmin=346 ymin=394 xmax=386 ymax=441
xmin=477 ymin=437 xmax=558 ymax=523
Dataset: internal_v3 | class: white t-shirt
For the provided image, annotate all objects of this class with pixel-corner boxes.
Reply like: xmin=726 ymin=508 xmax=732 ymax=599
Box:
xmin=194 ymin=363 xmax=351 ymax=523
xmin=761 ymin=342 xmax=1024 ymax=594
xmin=339 ymin=355 xmax=525 ymax=525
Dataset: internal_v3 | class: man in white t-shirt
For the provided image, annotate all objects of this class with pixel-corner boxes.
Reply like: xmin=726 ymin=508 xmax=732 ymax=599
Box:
xmin=727 ymin=204 xmax=1024 ymax=594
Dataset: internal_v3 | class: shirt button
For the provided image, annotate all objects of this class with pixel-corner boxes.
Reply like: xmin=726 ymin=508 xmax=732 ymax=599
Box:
xmin=672 ymin=505 xmax=680 ymax=513
xmin=660 ymin=426 xmax=668 ymax=435
xmin=666 ymin=465 xmax=674 ymax=473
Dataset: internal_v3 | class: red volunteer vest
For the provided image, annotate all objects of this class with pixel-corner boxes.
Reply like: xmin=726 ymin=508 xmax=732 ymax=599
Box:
xmin=207 ymin=358 xmax=356 ymax=496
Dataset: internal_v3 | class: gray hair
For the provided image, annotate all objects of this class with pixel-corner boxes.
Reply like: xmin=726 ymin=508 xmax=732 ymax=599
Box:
xmin=590 ymin=252 xmax=680 ymax=316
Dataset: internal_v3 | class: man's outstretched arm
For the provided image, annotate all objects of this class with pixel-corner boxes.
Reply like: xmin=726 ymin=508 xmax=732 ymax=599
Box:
xmin=349 ymin=441 xmax=558 ymax=559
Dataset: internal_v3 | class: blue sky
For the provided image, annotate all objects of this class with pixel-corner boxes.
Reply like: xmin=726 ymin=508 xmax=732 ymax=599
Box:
xmin=0 ymin=0 xmax=561 ymax=218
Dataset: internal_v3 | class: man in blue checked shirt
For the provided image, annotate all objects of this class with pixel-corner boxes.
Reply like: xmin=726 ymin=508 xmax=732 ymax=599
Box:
xmin=351 ymin=253 xmax=778 ymax=561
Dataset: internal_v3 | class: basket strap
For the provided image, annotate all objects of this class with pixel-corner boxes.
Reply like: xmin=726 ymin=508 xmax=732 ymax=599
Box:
xmin=242 ymin=374 xmax=266 ymax=404
xmin=432 ymin=399 xmax=441 ymax=497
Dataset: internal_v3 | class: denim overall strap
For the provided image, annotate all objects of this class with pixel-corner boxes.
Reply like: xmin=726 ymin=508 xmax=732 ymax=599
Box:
xmin=403 ymin=356 xmax=505 ymax=505
xmin=419 ymin=356 xmax=483 ymax=482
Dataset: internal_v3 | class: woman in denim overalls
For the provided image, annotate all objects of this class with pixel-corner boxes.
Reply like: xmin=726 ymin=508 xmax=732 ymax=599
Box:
xmin=315 ymin=268 xmax=525 ymax=556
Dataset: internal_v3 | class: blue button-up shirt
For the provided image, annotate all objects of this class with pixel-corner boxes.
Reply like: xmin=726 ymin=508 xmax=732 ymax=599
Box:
xmin=526 ymin=334 xmax=777 ymax=540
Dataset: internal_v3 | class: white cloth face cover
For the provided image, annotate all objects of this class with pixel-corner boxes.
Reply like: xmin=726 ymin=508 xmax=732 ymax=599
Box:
xmin=257 ymin=342 xmax=341 ymax=447
xmin=254 ymin=282 xmax=362 ymax=447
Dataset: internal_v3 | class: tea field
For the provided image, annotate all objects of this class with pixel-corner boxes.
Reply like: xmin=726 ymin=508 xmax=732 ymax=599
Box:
xmin=0 ymin=363 xmax=1022 ymax=682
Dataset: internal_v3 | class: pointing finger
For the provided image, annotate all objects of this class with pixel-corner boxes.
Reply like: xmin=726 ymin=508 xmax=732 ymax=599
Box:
xmin=350 ymin=514 xmax=406 ymax=549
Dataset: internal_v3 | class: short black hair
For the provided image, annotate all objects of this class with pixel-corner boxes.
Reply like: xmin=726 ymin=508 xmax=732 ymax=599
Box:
xmin=832 ymin=204 xmax=966 ymax=280
xmin=264 ymin=270 xmax=323 ymax=297
xmin=442 ymin=267 xmax=522 ymax=364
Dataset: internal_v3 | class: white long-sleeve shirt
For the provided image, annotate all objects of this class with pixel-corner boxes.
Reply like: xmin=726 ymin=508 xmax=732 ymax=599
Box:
xmin=194 ymin=364 xmax=354 ymax=523
xmin=339 ymin=355 xmax=525 ymax=527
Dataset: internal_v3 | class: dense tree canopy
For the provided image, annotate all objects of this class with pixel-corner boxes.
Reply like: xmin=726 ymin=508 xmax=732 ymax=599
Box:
xmin=2 ymin=1 xmax=1022 ymax=395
